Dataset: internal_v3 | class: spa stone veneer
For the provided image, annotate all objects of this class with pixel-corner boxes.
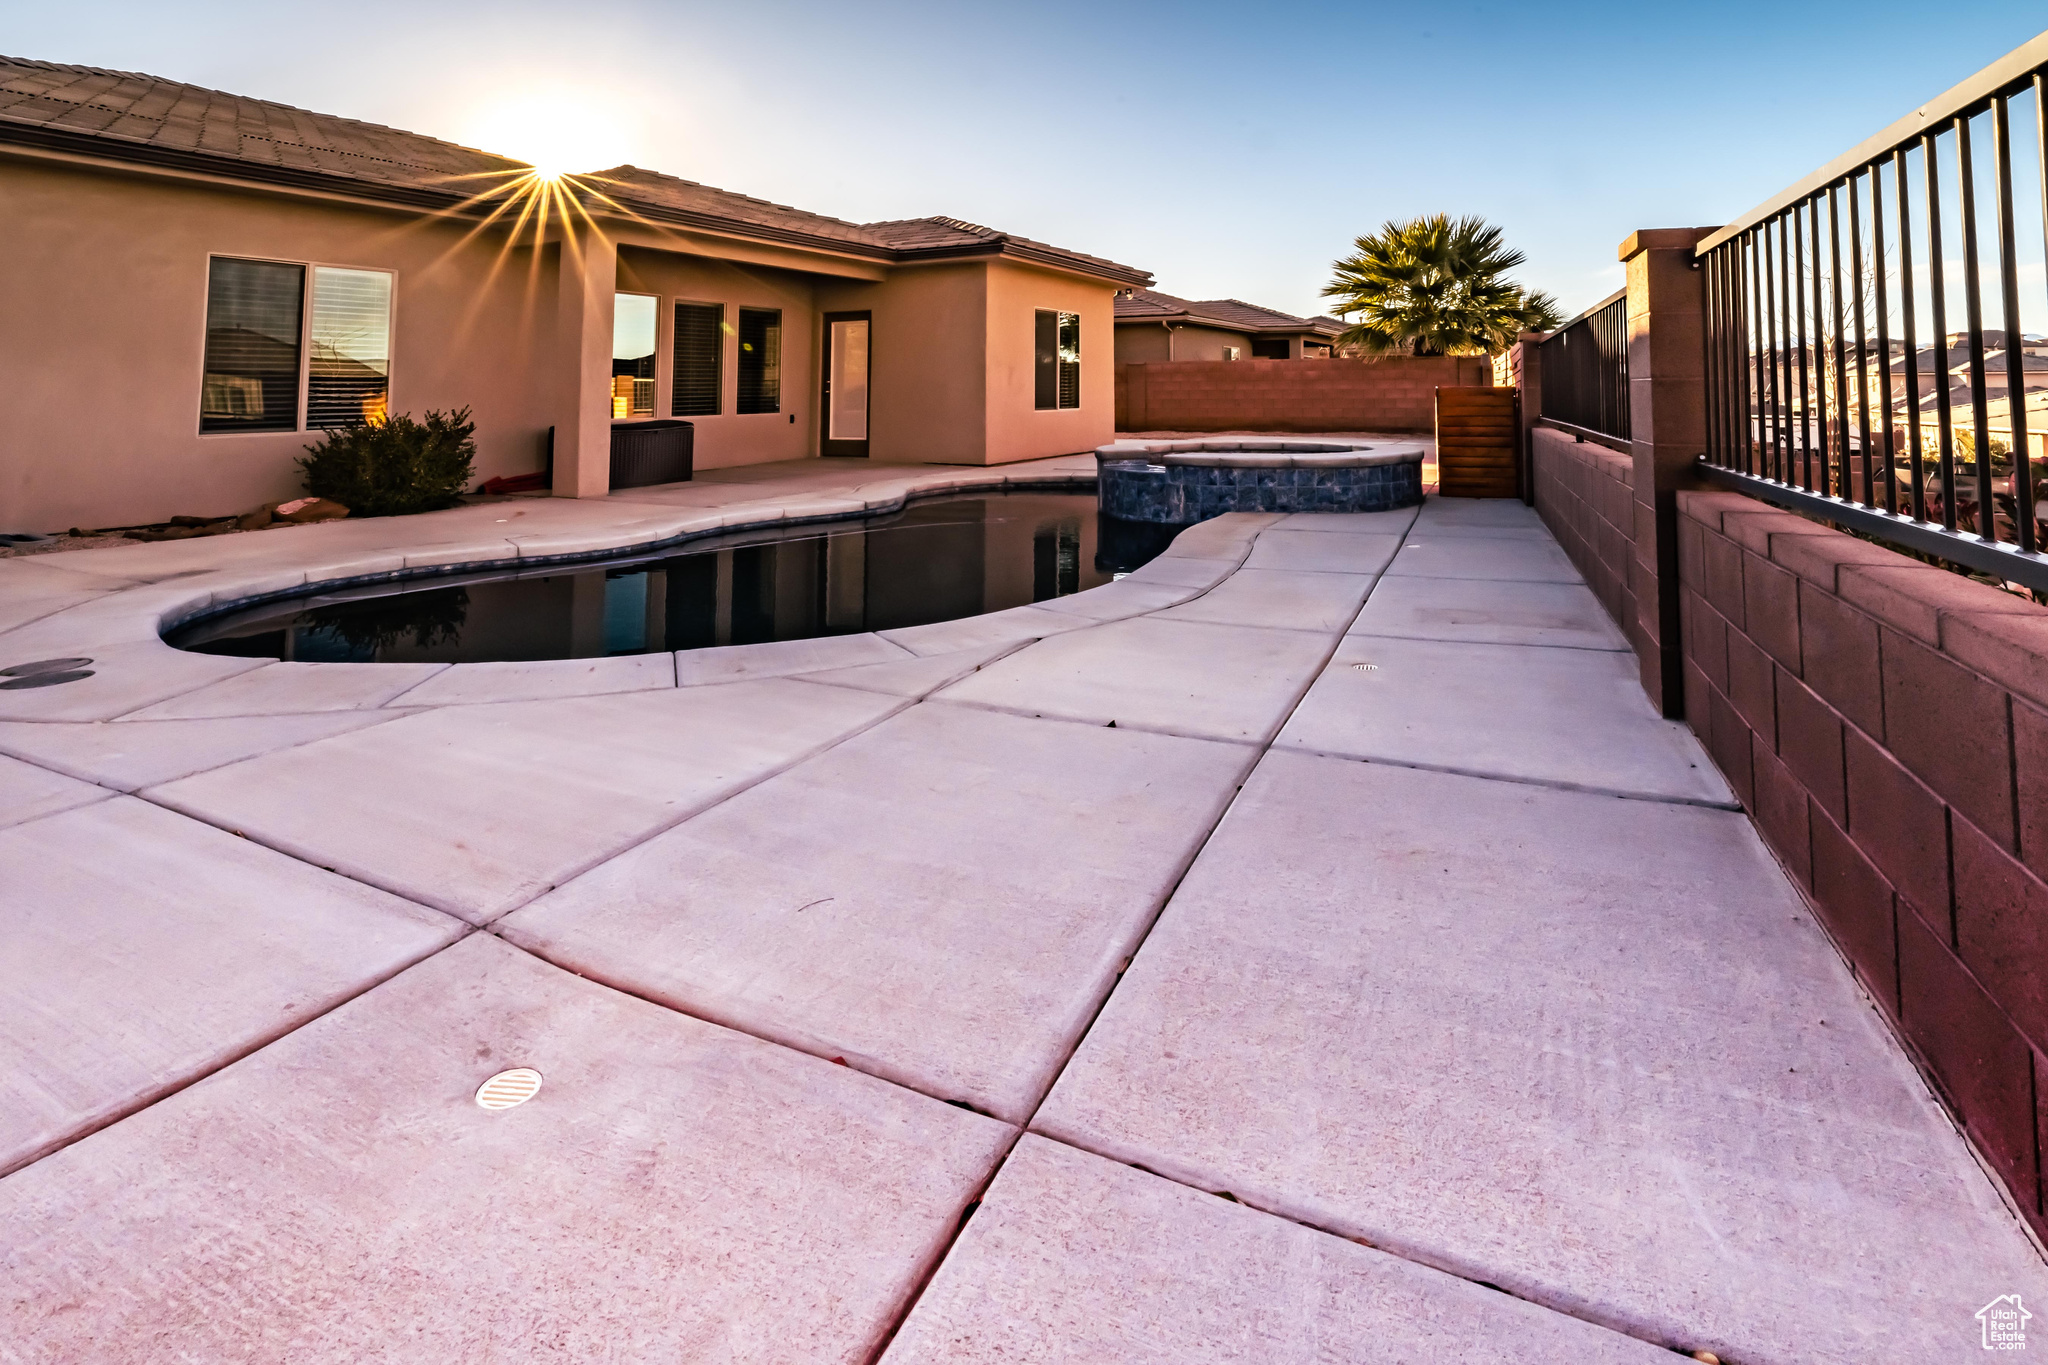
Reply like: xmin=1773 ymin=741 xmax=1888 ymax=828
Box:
xmin=1095 ymin=439 xmax=1425 ymax=523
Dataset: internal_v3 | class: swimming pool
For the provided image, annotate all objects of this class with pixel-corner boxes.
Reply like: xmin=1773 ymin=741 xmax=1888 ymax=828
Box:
xmin=170 ymin=492 xmax=1177 ymax=665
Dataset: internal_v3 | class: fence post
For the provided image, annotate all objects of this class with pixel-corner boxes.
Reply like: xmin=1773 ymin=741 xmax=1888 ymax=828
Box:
xmin=1620 ymin=227 xmax=1717 ymax=717
xmin=1507 ymin=330 xmax=1547 ymax=507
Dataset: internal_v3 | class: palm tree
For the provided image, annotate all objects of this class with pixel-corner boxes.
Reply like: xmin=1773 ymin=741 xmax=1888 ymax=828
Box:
xmin=1322 ymin=214 xmax=1561 ymax=357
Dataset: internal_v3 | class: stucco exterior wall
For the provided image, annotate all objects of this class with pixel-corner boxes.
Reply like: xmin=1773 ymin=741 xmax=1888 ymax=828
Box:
xmin=2 ymin=154 xmax=1135 ymax=525
xmin=984 ymin=261 xmax=1116 ymax=466
xmin=816 ymin=263 xmax=988 ymax=464
xmin=614 ymin=247 xmax=817 ymax=471
xmin=1113 ymin=323 xmax=1254 ymax=365
xmin=1 ymin=158 xmax=563 ymax=530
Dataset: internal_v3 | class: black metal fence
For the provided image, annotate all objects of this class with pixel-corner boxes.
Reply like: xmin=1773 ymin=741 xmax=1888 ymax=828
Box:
xmin=1697 ymin=32 xmax=2048 ymax=590
xmin=1537 ymin=290 xmax=1630 ymax=441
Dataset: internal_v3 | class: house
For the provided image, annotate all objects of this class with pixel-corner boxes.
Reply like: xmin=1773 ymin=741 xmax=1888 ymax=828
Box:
xmin=0 ymin=57 xmax=1152 ymax=530
xmin=1112 ymin=289 xmax=1341 ymax=364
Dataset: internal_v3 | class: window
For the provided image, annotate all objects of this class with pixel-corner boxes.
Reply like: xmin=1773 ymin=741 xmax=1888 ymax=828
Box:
xmin=737 ymin=308 xmax=781 ymax=414
xmin=1034 ymin=310 xmax=1080 ymax=410
xmin=1251 ymin=337 xmax=1290 ymax=359
xmin=1221 ymin=346 xmax=1241 ymax=362
xmin=672 ymin=302 xmax=723 ymax=417
xmin=613 ymin=292 xmax=657 ymax=418
xmin=200 ymin=257 xmax=394 ymax=434
xmin=307 ymin=267 xmax=392 ymax=429
xmin=201 ymin=258 xmax=305 ymax=433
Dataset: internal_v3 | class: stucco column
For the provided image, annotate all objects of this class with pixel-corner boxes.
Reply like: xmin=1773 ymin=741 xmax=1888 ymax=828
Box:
xmin=554 ymin=231 xmax=617 ymax=499
xmin=1620 ymin=227 xmax=1716 ymax=717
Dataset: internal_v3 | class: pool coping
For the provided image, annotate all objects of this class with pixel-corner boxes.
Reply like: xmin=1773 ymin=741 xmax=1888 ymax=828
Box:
xmin=162 ymin=474 xmax=1099 ymax=639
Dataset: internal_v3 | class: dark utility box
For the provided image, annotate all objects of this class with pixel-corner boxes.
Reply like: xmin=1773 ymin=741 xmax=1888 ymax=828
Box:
xmin=609 ymin=420 xmax=694 ymax=488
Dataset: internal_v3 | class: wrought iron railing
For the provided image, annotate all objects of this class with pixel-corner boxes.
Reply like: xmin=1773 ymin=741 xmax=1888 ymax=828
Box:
xmin=1537 ymin=290 xmax=1630 ymax=441
xmin=1697 ymin=31 xmax=2048 ymax=589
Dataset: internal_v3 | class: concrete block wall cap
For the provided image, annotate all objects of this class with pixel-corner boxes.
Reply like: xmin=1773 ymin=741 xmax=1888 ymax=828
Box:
xmin=1721 ymin=508 xmax=1823 ymax=557
xmin=1676 ymin=490 xmax=1771 ymax=531
xmin=1838 ymin=562 xmax=2039 ymax=647
xmin=1769 ymin=526 xmax=1919 ymax=593
xmin=1617 ymin=226 xmax=1720 ymax=261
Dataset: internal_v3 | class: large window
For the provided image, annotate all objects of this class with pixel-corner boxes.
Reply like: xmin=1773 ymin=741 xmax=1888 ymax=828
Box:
xmin=201 ymin=257 xmax=394 ymax=434
xmin=737 ymin=308 xmax=781 ymax=414
xmin=307 ymin=267 xmax=392 ymax=428
xmin=613 ymin=292 xmax=657 ymax=418
xmin=672 ymin=302 xmax=723 ymax=417
xmin=201 ymin=258 xmax=305 ymax=433
xmin=1033 ymin=310 xmax=1080 ymax=410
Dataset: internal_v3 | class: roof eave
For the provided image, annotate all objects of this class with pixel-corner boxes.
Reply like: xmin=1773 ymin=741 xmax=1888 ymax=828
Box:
xmin=1 ymin=119 xmax=1153 ymax=285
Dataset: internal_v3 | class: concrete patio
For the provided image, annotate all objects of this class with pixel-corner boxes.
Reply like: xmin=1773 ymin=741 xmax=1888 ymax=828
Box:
xmin=0 ymin=455 xmax=2040 ymax=1363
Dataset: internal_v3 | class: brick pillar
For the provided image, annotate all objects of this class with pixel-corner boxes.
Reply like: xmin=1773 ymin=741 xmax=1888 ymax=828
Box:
xmin=553 ymin=230 xmax=618 ymax=499
xmin=1621 ymin=227 xmax=1717 ymax=717
xmin=1507 ymin=330 xmax=1548 ymax=508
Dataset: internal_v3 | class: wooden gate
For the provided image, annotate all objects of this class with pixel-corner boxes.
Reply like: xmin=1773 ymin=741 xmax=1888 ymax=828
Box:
xmin=1434 ymin=387 xmax=1519 ymax=498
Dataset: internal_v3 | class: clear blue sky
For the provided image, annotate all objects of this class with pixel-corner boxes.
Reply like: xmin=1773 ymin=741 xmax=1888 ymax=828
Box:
xmin=6 ymin=1 xmax=2047 ymax=321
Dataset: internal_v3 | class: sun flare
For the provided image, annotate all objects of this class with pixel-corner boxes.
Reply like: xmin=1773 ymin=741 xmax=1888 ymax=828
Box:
xmin=461 ymin=90 xmax=636 ymax=179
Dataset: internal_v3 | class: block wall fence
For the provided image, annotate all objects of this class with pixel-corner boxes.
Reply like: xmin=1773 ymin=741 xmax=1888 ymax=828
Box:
xmin=1114 ymin=356 xmax=1491 ymax=433
xmin=1532 ymin=422 xmax=2048 ymax=1241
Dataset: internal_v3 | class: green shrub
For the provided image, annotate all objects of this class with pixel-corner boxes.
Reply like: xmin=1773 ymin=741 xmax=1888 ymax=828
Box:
xmin=298 ymin=408 xmax=477 ymax=517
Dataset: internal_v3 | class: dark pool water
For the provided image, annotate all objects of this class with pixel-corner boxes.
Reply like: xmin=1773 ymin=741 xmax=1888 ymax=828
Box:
xmin=172 ymin=493 xmax=1178 ymax=664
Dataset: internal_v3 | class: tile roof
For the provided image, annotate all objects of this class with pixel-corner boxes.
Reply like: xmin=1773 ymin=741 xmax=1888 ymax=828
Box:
xmin=0 ymin=56 xmax=527 ymax=195
xmin=1115 ymin=288 xmax=1340 ymax=336
xmin=0 ymin=55 xmax=1150 ymax=286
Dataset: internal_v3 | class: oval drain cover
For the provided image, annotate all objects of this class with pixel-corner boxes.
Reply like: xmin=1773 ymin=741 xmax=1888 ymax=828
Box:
xmin=0 ymin=656 xmax=94 ymax=689
xmin=0 ymin=669 xmax=94 ymax=690
xmin=475 ymin=1067 xmax=543 ymax=1111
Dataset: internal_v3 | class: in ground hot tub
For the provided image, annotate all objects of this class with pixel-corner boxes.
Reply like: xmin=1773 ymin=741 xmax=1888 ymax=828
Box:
xmin=1096 ymin=438 xmax=1426 ymax=523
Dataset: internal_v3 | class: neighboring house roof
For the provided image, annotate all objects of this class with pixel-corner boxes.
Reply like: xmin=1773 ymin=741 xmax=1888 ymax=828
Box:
xmin=0 ymin=56 xmax=1151 ymax=287
xmin=1114 ymin=288 xmax=1341 ymax=337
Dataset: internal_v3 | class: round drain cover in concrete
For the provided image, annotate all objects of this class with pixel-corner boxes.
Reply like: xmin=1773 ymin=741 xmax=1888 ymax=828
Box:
xmin=0 ymin=660 xmax=94 ymax=690
xmin=475 ymin=1068 xmax=543 ymax=1110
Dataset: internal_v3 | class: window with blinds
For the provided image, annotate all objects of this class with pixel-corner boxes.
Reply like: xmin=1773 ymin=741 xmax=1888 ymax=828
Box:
xmin=307 ymin=267 xmax=393 ymax=430
xmin=737 ymin=308 xmax=781 ymax=414
xmin=672 ymin=302 xmax=723 ymax=417
xmin=200 ymin=258 xmax=305 ymax=433
xmin=1033 ymin=309 xmax=1080 ymax=410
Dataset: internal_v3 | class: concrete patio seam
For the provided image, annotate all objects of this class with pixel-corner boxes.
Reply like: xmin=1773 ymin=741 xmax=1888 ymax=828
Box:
xmin=786 ymin=638 xmax=1042 ymax=700
xmin=1009 ymin=1124 xmax=1698 ymax=1358
xmin=144 ymin=685 xmax=922 ymax=927
xmin=918 ymin=694 xmax=1275 ymax=749
xmin=861 ymin=506 xmax=1723 ymax=1364
xmin=1347 ymin=627 xmax=1632 ymax=654
xmin=0 ymin=707 xmax=420 ymax=791
xmin=0 ymin=921 xmax=480 ymax=1181
xmin=859 ymin=517 xmax=1421 ymax=1356
xmin=1270 ymin=744 xmax=1747 ymax=811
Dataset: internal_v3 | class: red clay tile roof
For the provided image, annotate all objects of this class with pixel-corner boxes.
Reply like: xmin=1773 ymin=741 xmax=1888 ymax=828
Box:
xmin=0 ymin=55 xmax=1150 ymax=286
xmin=1115 ymin=288 xmax=1340 ymax=336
